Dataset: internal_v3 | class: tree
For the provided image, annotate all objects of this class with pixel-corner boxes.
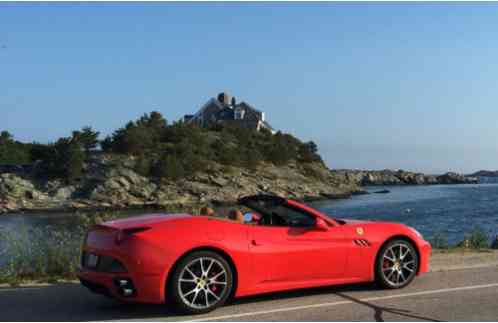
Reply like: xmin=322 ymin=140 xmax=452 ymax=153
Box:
xmin=0 ymin=131 xmax=13 ymax=145
xmin=100 ymin=136 xmax=113 ymax=153
xmin=72 ymin=126 xmax=100 ymax=153
xmin=34 ymin=137 xmax=84 ymax=182
xmin=264 ymin=132 xmax=295 ymax=166
xmin=64 ymin=139 xmax=85 ymax=182
xmin=0 ymin=131 xmax=31 ymax=165
xmin=102 ymin=112 xmax=168 ymax=155
xmin=298 ymin=141 xmax=322 ymax=163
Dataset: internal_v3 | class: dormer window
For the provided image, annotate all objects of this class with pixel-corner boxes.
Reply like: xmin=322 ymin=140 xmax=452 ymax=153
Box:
xmin=234 ymin=108 xmax=245 ymax=120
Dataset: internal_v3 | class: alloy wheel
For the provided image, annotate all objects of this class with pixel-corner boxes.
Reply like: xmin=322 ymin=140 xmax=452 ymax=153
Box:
xmin=177 ymin=256 xmax=228 ymax=310
xmin=381 ymin=242 xmax=417 ymax=287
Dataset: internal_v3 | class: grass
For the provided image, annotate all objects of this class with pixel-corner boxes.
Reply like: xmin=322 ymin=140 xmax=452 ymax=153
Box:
xmin=0 ymin=218 xmax=496 ymax=286
xmin=0 ymin=211 xmax=128 ymax=285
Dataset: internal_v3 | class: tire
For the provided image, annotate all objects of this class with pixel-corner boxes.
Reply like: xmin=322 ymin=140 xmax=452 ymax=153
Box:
xmin=168 ymin=251 xmax=233 ymax=314
xmin=375 ymin=239 xmax=419 ymax=289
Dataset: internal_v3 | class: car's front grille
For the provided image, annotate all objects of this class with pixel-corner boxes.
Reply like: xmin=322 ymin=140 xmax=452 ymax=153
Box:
xmin=81 ymin=251 xmax=127 ymax=273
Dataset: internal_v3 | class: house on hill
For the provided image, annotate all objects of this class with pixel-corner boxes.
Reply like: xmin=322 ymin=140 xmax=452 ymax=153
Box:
xmin=184 ymin=92 xmax=275 ymax=133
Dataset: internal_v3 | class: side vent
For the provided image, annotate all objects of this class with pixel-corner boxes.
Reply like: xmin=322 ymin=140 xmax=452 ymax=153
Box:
xmin=354 ymin=239 xmax=371 ymax=247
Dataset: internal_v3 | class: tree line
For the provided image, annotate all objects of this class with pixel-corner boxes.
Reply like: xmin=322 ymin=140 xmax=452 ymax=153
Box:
xmin=0 ymin=111 xmax=323 ymax=182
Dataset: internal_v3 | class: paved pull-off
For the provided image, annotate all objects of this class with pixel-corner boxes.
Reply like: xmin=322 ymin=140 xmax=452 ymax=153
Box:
xmin=0 ymin=266 xmax=497 ymax=322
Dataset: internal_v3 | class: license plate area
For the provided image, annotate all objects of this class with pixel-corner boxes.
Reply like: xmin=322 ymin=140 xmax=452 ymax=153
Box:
xmin=86 ymin=253 xmax=99 ymax=268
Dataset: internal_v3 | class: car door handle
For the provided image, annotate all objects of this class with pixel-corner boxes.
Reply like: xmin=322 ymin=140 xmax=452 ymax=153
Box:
xmin=251 ymin=239 xmax=262 ymax=246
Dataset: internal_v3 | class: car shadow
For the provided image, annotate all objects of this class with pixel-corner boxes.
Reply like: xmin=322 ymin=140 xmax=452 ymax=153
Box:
xmin=228 ymin=282 xmax=441 ymax=322
xmin=334 ymin=291 xmax=442 ymax=322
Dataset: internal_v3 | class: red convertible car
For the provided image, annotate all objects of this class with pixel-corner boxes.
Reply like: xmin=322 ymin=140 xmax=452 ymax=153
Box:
xmin=78 ymin=195 xmax=431 ymax=314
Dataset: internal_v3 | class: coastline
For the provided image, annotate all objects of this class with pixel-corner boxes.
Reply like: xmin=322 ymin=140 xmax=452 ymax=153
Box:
xmin=0 ymin=190 xmax=363 ymax=216
xmin=0 ymin=154 xmax=481 ymax=216
xmin=0 ymin=155 xmax=366 ymax=215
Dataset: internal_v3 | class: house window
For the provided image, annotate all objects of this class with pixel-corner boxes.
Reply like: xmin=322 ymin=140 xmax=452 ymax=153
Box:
xmin=234 ymin=109 xmax=245 ymax=120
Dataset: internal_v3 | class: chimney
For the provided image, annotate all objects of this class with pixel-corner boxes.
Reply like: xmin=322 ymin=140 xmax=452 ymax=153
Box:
xmin=217 ymin=91 xmax=231 ymax=106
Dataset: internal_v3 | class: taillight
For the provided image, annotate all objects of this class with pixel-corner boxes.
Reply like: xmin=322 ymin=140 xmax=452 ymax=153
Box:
xmin=115 ymin=227 xmax=151 ymax=245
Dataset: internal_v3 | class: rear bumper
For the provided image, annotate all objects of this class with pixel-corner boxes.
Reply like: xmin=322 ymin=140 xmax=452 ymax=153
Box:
xmin=77 ymin=269 xmax=164 ymax=304
xmin=418 ymin=240 xmax=432 ymax=274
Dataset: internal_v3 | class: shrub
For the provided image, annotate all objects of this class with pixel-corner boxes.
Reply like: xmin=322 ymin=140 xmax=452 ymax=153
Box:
xmin=104 ymin=112 xmax=168 ymax=154
xmin=33 ymin=137 xmax=84 ymax=183
xmin=429 ymin=231 xmax=449 ymax=249
xmin=153 ymin=154 xmax=185 ymax=180
xmin=466 ymin=228 xmax=489 ymax=249
xmin=0 ymin=131 xmax=32 ymax=165
xmin=134 ymin=154 xmax=153 ymax=177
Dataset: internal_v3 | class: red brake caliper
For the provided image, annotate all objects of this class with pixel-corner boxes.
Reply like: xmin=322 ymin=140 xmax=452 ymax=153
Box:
xmin=210 ymin=271 xmax=218 ymax=292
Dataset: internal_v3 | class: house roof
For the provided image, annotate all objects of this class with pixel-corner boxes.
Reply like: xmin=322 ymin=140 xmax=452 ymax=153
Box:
xmin=188 ymin=95 xmax=275 ymax=132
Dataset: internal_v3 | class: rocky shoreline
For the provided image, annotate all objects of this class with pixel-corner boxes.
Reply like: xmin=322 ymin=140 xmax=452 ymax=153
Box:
xmin=331 ymin=169 xmax=479 ymax=186
xmin=0 ymin=154 xmax=364 ymax=214
xmin=0 ymin=155 xmax=480 ymax=215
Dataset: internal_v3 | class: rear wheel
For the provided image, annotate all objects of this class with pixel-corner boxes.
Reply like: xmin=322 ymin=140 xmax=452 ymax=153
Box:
xmin=169 ymin=251 xmax=233 ymax=314
xmin=375 ymin=239 xmax=418 ymax=289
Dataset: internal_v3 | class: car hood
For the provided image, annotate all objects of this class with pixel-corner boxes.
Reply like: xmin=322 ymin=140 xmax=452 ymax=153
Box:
xmin=102 ymin=213 xmax=192 ymax=230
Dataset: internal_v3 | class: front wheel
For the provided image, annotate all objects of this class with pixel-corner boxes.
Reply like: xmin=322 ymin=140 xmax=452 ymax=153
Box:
xmin=169 ymin=251 xmax=233 ymax=314
xmin=375 ymin=239 xmax=419 ymax=289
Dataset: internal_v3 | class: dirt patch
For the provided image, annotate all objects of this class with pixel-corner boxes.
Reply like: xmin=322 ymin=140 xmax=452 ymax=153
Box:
xmin=430 ymin=249 xmax=498 ymax=272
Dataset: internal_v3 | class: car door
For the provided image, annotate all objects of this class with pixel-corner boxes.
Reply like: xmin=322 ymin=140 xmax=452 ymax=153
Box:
xmin=248 ymin=207 xmax=349 ymax=285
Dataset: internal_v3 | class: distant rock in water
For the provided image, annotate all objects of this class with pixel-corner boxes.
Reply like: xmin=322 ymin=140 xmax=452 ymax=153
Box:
xmin=331 ymin=169 xmax=479 ymax=186
xmin=374 ymin=189 xmax=390 ymax=194
xmin=469 ymin=170 xmax=498 ymax=177
xmin=436 ymin=172 xmax=478 ymax=185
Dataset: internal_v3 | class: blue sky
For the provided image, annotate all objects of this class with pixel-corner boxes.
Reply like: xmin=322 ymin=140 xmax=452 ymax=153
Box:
xmin=1 ymin=3 xmax=498 ymax=174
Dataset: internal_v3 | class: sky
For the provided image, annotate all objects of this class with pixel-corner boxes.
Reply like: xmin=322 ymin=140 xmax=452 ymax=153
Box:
xmin=1 ymin=2 xmax=498 ymax=174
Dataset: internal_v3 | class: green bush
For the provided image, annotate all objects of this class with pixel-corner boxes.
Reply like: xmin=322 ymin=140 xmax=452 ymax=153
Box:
xmin=0 ymin=131 xmax=32 ymax=165
xmin=134 ymin=154 xmax=153 ymax=177
xmin=466 ymin=228 xmax=490 ymax=249
xmin=429 ymin=231 xmax=449 ymax=249
xmin=153 ymin=154 xmax=185 ymax=180
xmin=34 ymin=137 xmax=85 ymax=183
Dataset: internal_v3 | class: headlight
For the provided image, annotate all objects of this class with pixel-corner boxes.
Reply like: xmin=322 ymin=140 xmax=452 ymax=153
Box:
xmin=409 ymin=227 xmax=423 ymax=239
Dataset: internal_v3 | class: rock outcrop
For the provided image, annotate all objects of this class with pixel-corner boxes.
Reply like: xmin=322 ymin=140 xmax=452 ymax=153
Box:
xmin=469 ymin=170 xmax=498 ymax=177
xmin=0 ymin=154 xmax=364 ymax=214
xmin=331 ymin=169 xmax=478 ymax=186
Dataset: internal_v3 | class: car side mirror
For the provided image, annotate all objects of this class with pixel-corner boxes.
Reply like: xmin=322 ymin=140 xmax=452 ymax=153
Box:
xmin=315 ymin=218 xmax=329 ymax=231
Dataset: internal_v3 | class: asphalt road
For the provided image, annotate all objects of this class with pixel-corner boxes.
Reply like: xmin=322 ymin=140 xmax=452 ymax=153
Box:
xmin=1 ymin=266 xmax=497 ymax=322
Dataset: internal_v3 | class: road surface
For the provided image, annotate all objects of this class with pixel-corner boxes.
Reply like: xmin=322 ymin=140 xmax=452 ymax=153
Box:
xmin=1 ymin=266 xmax=497 ymax=321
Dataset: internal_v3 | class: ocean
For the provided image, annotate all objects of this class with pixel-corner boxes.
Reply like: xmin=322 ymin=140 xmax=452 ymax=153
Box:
xmin=311 ymin=182 xmax=498 ymax=244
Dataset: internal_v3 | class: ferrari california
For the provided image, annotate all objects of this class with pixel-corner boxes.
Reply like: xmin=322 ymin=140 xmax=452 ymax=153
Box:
xmin=78 ymin=194 xmax=431 ymax=314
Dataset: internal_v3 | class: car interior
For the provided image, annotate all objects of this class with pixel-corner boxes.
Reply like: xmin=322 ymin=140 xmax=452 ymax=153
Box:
xmin=200 ymin=195 xmax=324 ymax=228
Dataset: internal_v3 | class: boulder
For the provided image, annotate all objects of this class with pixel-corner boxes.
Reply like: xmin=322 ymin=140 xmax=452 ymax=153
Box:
xmin=53 ymin=186 xmax=76 ymax=200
